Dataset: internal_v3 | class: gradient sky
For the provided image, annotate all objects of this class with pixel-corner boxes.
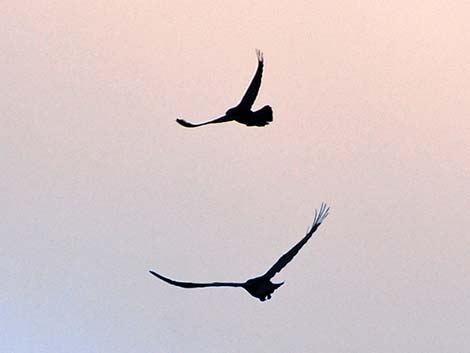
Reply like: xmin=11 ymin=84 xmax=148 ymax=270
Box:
xmin=2 ymin=1 xmax=470 ymax=352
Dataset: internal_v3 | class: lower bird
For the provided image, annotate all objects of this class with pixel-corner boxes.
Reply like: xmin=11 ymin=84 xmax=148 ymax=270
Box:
xmin=149 ymin=203 xmax=329 ymax=301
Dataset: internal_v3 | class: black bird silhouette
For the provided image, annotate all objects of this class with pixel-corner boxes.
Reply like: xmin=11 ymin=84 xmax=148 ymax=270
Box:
xmin=149 ymin=203 xmax=329 ymax=301
xmin=176 ymin=49 xmax=273 ymax=128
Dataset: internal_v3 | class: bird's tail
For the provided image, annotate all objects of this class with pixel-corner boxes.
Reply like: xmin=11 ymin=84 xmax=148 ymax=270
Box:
xmin=250 ymin=105 xmax=273 ymax=126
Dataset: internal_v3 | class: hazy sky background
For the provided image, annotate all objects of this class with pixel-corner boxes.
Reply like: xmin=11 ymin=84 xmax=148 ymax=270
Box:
xmin=2 ymin=1 xmax=470 ymax=352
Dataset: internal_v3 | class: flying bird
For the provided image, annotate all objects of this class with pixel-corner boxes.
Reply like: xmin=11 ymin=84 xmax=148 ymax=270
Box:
xmin=149 ymin=203 xmax=329 ymax=302
xmin=176 ymin=49 xmax=273 ymax=128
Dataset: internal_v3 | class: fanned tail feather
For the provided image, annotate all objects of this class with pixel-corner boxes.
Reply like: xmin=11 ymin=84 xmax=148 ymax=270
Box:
xmin=250 ymin=105 xmax=273 ymax=126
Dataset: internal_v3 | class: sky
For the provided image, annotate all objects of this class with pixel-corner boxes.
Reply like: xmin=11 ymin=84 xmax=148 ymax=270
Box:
xmin=2 ymin=1 xmax=470 ymax=352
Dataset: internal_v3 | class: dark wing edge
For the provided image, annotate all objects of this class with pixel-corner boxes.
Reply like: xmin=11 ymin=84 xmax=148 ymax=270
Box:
xmin=176 ymin=118 xmax=200 ymax=128
xmin=176 ymin=115 xmax=231 ymax=128
xmin=263 ymin=202 xmax=330 ymax=279
xmin=237 ymin=49 xmax=264 ymax=110
xmin=149 ymin=270 xmax=243 ymax=288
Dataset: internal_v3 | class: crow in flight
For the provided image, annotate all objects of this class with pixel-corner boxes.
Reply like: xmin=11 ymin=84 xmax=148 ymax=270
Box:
xmin=149 ymin=203 xmax=329 ymax=301
xmin=176 ymin=50 xmax=273 ymax=128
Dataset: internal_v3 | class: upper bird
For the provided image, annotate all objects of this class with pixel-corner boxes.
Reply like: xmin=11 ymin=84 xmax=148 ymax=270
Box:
xmin=176 ymin=49 xmax=273 ymax=128
xmin=149 ymin=203 xmax=329 ymax=302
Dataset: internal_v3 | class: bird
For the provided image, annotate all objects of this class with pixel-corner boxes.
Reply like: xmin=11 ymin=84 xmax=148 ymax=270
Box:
xmin=149 ymin=203 xmax=329 ymax=301
xmin=176 ymin=49 xmax=273 ymax=128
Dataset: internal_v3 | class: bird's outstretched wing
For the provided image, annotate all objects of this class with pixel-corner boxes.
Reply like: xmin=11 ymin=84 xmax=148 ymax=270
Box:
xmin=149 ymin=270 xmax=243 ymax=288
xmin=237 ymin=49 xmax=264 ymax=110
xmin=263 ymin=203 xmax=330 ymax=280
xmin=176 ymin=115 xmax=231 ymax=128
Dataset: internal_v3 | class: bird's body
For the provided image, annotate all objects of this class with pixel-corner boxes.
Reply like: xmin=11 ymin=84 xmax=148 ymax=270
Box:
xmin=226 ymin=105 xmax=273 ymax=127
xmin=149 ymin=203 xmax=329 ymax=301
xmin=241 ymin=276 xmax=284 ymax=301
xmin=176 ymin=50 xmax=273 ymax=128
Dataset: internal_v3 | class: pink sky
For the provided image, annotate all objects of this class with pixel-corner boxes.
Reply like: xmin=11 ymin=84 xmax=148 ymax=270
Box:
xmin=3 ymin=1 xmax=470 ymax=352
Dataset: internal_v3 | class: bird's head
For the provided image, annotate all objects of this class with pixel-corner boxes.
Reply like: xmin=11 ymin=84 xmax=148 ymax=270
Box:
xmin=225 ymin=107 xmax=237 ymax=116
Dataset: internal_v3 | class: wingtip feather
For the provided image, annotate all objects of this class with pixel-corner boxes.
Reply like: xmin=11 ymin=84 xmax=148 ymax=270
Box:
xmin=176 ymin=118 xmax=195 ymax=128
xmin=312 ymin=202 xmax=330 ymax=226
xmin=255 ymin=49 xmax=263 ymax=62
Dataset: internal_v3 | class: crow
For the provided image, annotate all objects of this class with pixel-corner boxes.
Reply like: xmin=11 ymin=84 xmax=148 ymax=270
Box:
xmin=149 ymin=203 xmax=329 ymax=301
xmin=176 ymin=49 xmax=273 ymax=128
